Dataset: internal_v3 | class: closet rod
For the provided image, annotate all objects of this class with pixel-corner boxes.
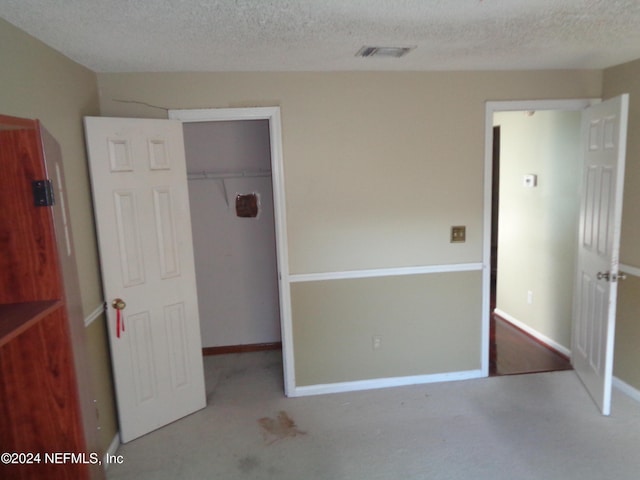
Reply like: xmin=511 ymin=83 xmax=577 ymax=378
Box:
xmin=187 ymin=169 xmax=272 ymax=181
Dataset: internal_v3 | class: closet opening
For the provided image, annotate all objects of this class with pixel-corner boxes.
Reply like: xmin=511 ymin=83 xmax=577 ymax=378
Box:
xmin=182 ymin=119 xmax=282 ymax=358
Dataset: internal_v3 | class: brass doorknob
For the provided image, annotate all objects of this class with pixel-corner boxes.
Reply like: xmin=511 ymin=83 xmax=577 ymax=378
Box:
xmin=111 ymin=298 xmax=126 ymax=310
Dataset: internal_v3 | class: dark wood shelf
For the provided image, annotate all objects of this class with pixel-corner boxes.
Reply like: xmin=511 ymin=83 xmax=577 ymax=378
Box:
xmin=0 ymin=300 xmax=63 ymax=347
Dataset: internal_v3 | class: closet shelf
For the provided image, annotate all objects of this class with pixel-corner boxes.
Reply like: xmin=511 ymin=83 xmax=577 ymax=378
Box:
xmin=187 ymin=169 xmax=271 ymax=181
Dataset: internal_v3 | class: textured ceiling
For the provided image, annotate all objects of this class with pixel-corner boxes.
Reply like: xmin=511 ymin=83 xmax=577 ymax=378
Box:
xmin=1 ymin=0 xmax=640 ymax=72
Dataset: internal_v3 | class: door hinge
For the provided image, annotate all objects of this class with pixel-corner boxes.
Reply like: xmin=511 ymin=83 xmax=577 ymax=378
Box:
xmin=32 ymin=179 xmax=55 ymax=207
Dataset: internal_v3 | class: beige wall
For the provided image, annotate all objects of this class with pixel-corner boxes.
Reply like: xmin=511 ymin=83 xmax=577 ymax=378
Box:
xmin=292 ymin=272 xmax=482 ymax=386
xmin=0 ymin=19 xmax=117 ymax=454
xmin=0 ymin=19 xmax=103 ymax=313
xmin=603 ymin=59 xmax=640 ymax=390
xmin=98 ymin=71 xmax=602 ymax=276
xmin=3 ymin=10 xmax=637 ymax=449
xmin=602 ymin=60 xmax=640 ymax=268
xmin=613 ymin=275 xmax=640 ymax=389
xmin=494 ymin=110 xmax=582 ymax=349
xmin=98 ymin=70 xmax=602 ymax=383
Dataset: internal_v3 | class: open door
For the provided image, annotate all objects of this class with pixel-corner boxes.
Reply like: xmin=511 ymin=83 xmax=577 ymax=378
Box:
xmin=85 ymin=117 xmax=206 ymax=442
xmin=572 ymin=94 xmax=629 ymax=415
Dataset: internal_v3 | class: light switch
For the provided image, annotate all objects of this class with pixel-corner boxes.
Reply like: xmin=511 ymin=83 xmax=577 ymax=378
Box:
xmin=451 ymin=226 xmax=466 ymax=243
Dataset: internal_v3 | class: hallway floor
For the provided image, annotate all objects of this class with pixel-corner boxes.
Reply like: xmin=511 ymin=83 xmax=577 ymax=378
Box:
xmin=489 ymin=313 xmax=573 ymax=376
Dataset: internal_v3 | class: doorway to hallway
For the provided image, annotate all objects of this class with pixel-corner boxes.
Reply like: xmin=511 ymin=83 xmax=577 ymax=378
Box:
xmin=488 ymin=107 xmax=581 ymax=376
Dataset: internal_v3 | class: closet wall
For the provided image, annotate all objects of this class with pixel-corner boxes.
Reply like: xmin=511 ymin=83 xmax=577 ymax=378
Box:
xmin=184 ymin=120 xmax=280 ymax=348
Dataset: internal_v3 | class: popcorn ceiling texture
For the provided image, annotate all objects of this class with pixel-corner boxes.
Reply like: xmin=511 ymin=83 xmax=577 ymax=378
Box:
xmin=1 ymin=0 xmax=639 ymax=72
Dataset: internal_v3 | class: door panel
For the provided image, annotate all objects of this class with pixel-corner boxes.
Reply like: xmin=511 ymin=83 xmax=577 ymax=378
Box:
xmin=573 ymin=94 xmax=628 ymax=415
xmin=85 ymin=117 xmax=206 ymax=442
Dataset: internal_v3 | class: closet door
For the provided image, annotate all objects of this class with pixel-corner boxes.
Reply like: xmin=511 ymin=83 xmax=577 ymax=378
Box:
xmin=85 ymin=116 xmax=205 ymax=443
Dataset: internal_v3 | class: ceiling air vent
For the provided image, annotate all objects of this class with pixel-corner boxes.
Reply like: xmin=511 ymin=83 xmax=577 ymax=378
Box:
xmin=356 ymin=46 xmax=415 ymax=58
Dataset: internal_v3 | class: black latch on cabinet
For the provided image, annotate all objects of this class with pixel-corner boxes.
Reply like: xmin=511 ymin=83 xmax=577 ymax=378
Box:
xmin=32 ymin=179 xmax=55 ymax=207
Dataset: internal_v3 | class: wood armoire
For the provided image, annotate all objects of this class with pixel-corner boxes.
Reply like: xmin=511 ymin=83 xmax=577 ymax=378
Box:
xmin=0 ymin=114 xmax=104 ymax=479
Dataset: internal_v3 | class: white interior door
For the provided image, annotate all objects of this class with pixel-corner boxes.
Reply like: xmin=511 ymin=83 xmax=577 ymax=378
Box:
xmin=572 ymin=94 xmax=629 ymax=415
xmin=85 ymin=117 xmax=206 ymax=442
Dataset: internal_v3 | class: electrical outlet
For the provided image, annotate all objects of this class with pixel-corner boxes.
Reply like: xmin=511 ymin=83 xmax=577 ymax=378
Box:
xmin=527 ymin=290 xmax=533 ymax=304
xmin=372 ymin=335 xmax=382 ymax=350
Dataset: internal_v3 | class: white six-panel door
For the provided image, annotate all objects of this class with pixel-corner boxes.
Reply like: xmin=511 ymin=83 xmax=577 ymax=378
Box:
xmin=85 ymin=117 xmax=206 ymax=442
xmin=572 ymin=94 xmax=629 ymax=415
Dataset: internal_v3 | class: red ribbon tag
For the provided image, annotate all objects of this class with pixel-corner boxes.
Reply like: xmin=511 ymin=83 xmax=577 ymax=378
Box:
xmin=116 ymin=309 xmax=125 ymax=338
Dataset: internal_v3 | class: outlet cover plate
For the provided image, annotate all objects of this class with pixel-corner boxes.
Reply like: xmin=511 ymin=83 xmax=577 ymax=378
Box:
xmin=451 ymin=225 xmax=466 ymax=243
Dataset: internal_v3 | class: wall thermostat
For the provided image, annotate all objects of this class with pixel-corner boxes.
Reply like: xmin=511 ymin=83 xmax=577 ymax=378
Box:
xmin=523 ymin=174 xmax=538 ymax=187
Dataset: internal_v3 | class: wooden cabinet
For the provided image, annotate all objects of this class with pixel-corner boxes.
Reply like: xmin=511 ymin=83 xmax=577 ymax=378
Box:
xmin=0 ymin=115 xmax=104 ymax=479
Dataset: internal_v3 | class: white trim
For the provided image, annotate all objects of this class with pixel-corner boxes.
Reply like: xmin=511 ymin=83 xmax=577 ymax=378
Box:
xmin=169 ymin=107 xmax=295 ymax=396
xmin=169 ymin=107 xmax=278 ymax=122
xmin=289 ymin=263 xmax=483 ymax=283
xmin=482 ymin=98 xmax=598 ymax=377
xmin=84 ymin=304 xmax=105 ymax=327
xmin=613 ymin=376 xmax=640 ymax=404
xmin=494 ymin=309 xmax=571 ymax=358
xmin=291 ymin=370 xmax=483 ymax=397
xmin=103 ymin=434 xmax=120 ymax=470
xmin=620 ymin=263 xmax=640 ymax=278
xmin=485 ymin=99 xmax=600 ymax=113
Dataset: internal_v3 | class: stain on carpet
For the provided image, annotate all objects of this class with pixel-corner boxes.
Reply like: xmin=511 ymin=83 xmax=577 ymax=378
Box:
xmin=237 ymin=455 xmax=260 ymax=473
xmin=258 ymin=411 xmax=306 ymax=445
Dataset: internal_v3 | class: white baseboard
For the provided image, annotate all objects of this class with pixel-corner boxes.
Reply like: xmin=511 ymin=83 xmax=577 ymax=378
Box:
xmin=290 ymin=369 xmax=483 ymax=397
xmin=103 ymin=434 xmax=120 ymax=470
xmin=613 ymin=376 xmax=640 ymax=404
xmin=493 ymin=308 xmax=571 ymax=358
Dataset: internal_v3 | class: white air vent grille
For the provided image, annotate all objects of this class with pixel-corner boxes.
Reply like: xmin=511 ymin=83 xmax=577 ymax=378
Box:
xmin=356 ymin=46 xmax=415 ymax=58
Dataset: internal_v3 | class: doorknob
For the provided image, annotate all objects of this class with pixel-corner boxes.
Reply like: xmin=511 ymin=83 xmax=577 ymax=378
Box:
xmin=111 ymin=298 xmax=126 ymax=310
xmin=111 ymin=298 xmax=126 ymax=338
xmin=596 ymin=271 xmax=628 ymax=282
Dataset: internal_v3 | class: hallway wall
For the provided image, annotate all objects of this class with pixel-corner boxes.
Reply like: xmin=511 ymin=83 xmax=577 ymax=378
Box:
xmin=494 ymin=110 xmax=582 ymax=350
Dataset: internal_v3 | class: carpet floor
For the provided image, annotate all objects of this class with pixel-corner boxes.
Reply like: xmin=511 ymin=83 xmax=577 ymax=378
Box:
xmin=106 ymin=351 xmax=640 ymax=480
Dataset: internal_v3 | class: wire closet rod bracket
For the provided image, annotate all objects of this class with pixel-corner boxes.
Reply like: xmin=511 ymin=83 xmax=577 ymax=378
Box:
xmin=186 ymin=169 xmax=272 ymax=208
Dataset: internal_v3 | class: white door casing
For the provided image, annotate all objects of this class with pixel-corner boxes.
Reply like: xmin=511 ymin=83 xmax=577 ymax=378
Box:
xmin=169 ymin=107 xmax=294 ymax=396
xmin=483 ymin=97 xmax=628 ymax=415
xmin=482 ymin=99 xmax=597 ymax=377
xmin=85 ymin=117 xmax=206 ymax=442
xmin=572 ymin=94 xmax=629 ymax=415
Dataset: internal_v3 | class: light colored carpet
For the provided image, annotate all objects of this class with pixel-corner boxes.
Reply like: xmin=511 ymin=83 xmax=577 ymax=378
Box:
xmin=106 ymin=351 xmax=640 ymax=480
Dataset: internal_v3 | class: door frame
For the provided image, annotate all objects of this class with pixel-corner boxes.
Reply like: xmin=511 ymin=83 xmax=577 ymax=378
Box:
xmin=482 ymin=98 xmax=598 ymax=376
xmin=168 ymin=107 xmax=294 ymax=396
